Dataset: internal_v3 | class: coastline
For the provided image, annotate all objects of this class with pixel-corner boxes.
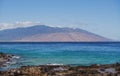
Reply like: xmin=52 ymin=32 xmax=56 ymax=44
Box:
xmin=0 ymin=52 xmax=120 ymax=76
xmin=0 ymin=41 xmax=120 ymax=44
xmin=0 ymin=63 xmax=120 ymax=76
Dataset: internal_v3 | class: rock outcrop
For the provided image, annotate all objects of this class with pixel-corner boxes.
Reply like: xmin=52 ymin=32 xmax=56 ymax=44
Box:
xmin=0 ymin=52 xmax=14 ymax=67
xmin=0 ymin=52 xmax=20 ymax=68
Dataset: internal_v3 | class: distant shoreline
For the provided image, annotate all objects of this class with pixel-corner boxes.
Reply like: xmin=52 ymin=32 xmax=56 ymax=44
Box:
xmin=0 ymin=41 xmax=120 ymax=44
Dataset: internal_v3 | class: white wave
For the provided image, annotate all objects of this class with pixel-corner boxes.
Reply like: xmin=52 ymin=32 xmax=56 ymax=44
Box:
xmin=12 ymin=56 xmax=20 ymax=59
xmin=6 ymin=61 xmax=16 ymax=65
xmin=46 ymin=63 xmax=64 ymax=66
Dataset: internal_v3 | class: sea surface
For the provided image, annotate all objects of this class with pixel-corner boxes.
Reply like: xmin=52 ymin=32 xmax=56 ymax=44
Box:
xmin=0 ymin=42 xmax=120 ymax=70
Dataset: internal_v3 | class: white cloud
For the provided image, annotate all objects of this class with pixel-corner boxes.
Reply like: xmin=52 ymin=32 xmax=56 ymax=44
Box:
xmin=0 ymin=21 xmax=41 ymax=30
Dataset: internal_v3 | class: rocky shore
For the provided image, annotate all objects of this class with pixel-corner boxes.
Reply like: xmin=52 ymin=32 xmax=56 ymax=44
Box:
xmin=0 ymin=52 xmax=120 ymax=76
xmin=0 ymin=52 xmax=14 ymax=67
xmin=0 ymin=52 xmax=20 ymax=70
xmin=0 ymin=63 xmax=120 ymax=76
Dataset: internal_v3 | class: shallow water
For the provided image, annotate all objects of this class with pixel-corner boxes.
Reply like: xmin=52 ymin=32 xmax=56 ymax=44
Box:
xmin=0 ymin=42 xmax=120 ymax=70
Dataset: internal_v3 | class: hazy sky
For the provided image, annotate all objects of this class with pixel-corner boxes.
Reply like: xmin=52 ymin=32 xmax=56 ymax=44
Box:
xmin=0 ymin=0 xmax=120 ymax=40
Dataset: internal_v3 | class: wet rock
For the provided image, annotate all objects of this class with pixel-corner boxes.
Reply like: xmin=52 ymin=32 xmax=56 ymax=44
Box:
xmin=0 ymin=52 xmax=20 ymax=69
xmin=0 ymin=52 xmax=13 ymax=67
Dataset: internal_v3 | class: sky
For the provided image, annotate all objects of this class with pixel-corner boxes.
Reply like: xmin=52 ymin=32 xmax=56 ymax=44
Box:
xmin=0 ymin=0 xmax=120 ymax=40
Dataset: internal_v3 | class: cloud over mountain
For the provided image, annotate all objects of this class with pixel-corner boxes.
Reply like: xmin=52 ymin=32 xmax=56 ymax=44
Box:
xmin=0 ymin=21 xmax=41 ymax=30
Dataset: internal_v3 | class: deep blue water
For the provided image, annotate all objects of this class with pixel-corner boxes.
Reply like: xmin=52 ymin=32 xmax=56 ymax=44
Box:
xmin=0 ymin=42 xmax=120 ymax=70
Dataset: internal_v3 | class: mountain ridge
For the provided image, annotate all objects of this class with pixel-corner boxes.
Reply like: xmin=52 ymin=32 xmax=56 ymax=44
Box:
xmin=0 ymin=25 xmax=111 ymax=42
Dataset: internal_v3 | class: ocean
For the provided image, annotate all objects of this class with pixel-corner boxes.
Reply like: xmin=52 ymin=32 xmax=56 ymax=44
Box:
xmin=0 ymin=42 xmax=120 ymax=70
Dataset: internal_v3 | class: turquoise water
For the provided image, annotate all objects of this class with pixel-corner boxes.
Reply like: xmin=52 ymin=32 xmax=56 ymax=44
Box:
xmin=0 ymin=42 xmax=120 ymax=70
